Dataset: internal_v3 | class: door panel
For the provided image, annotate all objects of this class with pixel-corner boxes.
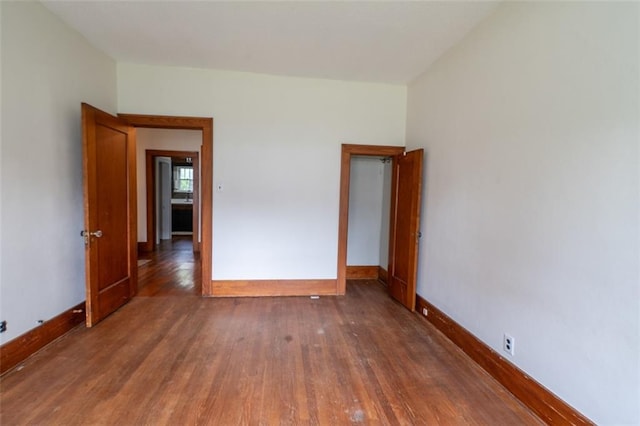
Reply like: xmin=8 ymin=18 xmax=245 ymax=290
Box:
xmin=82 ymin=103 xmax=137 ymax=327
xmin=95 ymin=126 xmax=129 ymax=289
xmin=388 ymin=149 xmax=423 ymax=311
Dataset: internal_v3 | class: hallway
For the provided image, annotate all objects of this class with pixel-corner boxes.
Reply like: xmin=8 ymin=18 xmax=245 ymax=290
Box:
xmin=137 ymin=236 xmax=201 ymax=297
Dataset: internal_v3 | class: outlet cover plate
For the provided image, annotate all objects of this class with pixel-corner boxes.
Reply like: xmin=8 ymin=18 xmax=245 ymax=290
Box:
xmin=503 ymin=333 xmax=515 ymax=356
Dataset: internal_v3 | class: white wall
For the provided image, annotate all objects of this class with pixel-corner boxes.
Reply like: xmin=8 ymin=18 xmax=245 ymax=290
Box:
xmin=118 ymin=64 xmax=406 ymax=280
xmin=347 ymin=156 xmax=385 ymax=266
xmin=406 ymin=2 xmax=639 ymax=424
xmin=135 ymin=128 xmax=202 ymax=242
xmin=0 ymin=2 xmax=116 ymax=343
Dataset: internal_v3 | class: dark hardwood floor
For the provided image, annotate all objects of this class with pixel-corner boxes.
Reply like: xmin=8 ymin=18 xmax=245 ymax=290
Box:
xmin=137 ymin=236 xmax=201 ymax=297
xmin=0 ymin=238 xmax=541 ymax=425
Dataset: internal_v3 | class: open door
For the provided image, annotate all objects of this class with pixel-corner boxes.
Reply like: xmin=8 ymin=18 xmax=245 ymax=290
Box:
xmin=82 ymin=103 xmax=137 ymax=327
xmin=388 ymin=149 xmax=423 ymax=311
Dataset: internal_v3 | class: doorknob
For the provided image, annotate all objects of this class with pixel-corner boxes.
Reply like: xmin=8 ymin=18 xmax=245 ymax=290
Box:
xmin=80 ymin=229 xmax=103 ymax=246
xmin=81 ymin=230 xmax=103 ymax=238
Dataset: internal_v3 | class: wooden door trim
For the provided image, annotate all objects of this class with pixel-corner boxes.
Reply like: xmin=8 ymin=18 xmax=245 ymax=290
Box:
xmin=119 ymin=114 xmax=213 ymax=296
xmin=144 ymin=150 xmax=199 ymax=253
xmin=337 ymin=144 xmax=405 ymax=294
xmin=0 ymin=302 xmax=85 ymax=375
xmin=211 ymin=279 xmax=338 ymax=297
xmin=345 ymin=265 xmax=379 ymax=280
xmin=415 ymin=295 xmax=593 ymax=425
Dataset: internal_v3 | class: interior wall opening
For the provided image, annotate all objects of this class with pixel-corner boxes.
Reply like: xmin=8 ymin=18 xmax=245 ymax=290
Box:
xmin=134 ymin=129 xmax=203 ymax=296
xmin=346 ymin=155 xmax=393 ymax=284
xmin=135 ymin=128 xmax=203 ymax=255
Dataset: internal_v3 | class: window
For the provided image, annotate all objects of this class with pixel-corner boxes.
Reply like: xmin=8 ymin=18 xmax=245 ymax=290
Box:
xmin=173 ymin=166 xmax=193 ymax=193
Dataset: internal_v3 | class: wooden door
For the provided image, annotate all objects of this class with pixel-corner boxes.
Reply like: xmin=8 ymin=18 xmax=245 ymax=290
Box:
xmin=388 ymin=149 xmax=423 ymax=311
xmin=82 ymin=103 xmax=137 ymax=327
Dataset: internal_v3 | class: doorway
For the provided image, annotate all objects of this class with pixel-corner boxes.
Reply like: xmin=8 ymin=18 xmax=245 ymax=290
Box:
xmin=142 ymin=148 xmax=200 ymax=253
xmin=139 ymin=146 xmax=201 ymax=297
xmin=118 ymin=113 xmax=213 ymax=295
xmin=345 ymin=155 xmax=393 ymax=282
xmin=337 ymin=144 xmax=405 ymax=294
xmin=337 ymin=143 xmax=423 ymax=311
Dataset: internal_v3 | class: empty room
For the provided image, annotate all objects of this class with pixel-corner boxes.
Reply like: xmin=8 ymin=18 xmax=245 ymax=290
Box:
xmin=1 ymin=1 xmax=638 ymax=425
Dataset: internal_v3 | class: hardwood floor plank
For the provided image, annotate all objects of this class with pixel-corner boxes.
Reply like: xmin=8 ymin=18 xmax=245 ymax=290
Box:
xmin=0 ymin=238 xmax=542 ymax=425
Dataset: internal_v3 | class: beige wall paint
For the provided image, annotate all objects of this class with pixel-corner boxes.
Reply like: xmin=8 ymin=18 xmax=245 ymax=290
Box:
xmin=406 ymin=2 xmax=639 ymax=424
xmin=0 ymin=2 xmax=117 ymax=343
xmin=118 ymin=64 xmax=406 ymax=280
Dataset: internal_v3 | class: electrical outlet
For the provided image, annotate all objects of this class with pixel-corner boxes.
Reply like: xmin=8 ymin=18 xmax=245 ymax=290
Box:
xmin=503 ymin=333 xmax=515 ymax=356
xmin=0 ymin=320 xmax=6 ymax=333
xmin=422 ymin=307 xmax=428 ymax=316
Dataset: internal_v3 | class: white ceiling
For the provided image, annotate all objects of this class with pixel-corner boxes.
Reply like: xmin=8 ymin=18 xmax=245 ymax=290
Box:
xmin=42 ymin=1 xmax=498 ymax=84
